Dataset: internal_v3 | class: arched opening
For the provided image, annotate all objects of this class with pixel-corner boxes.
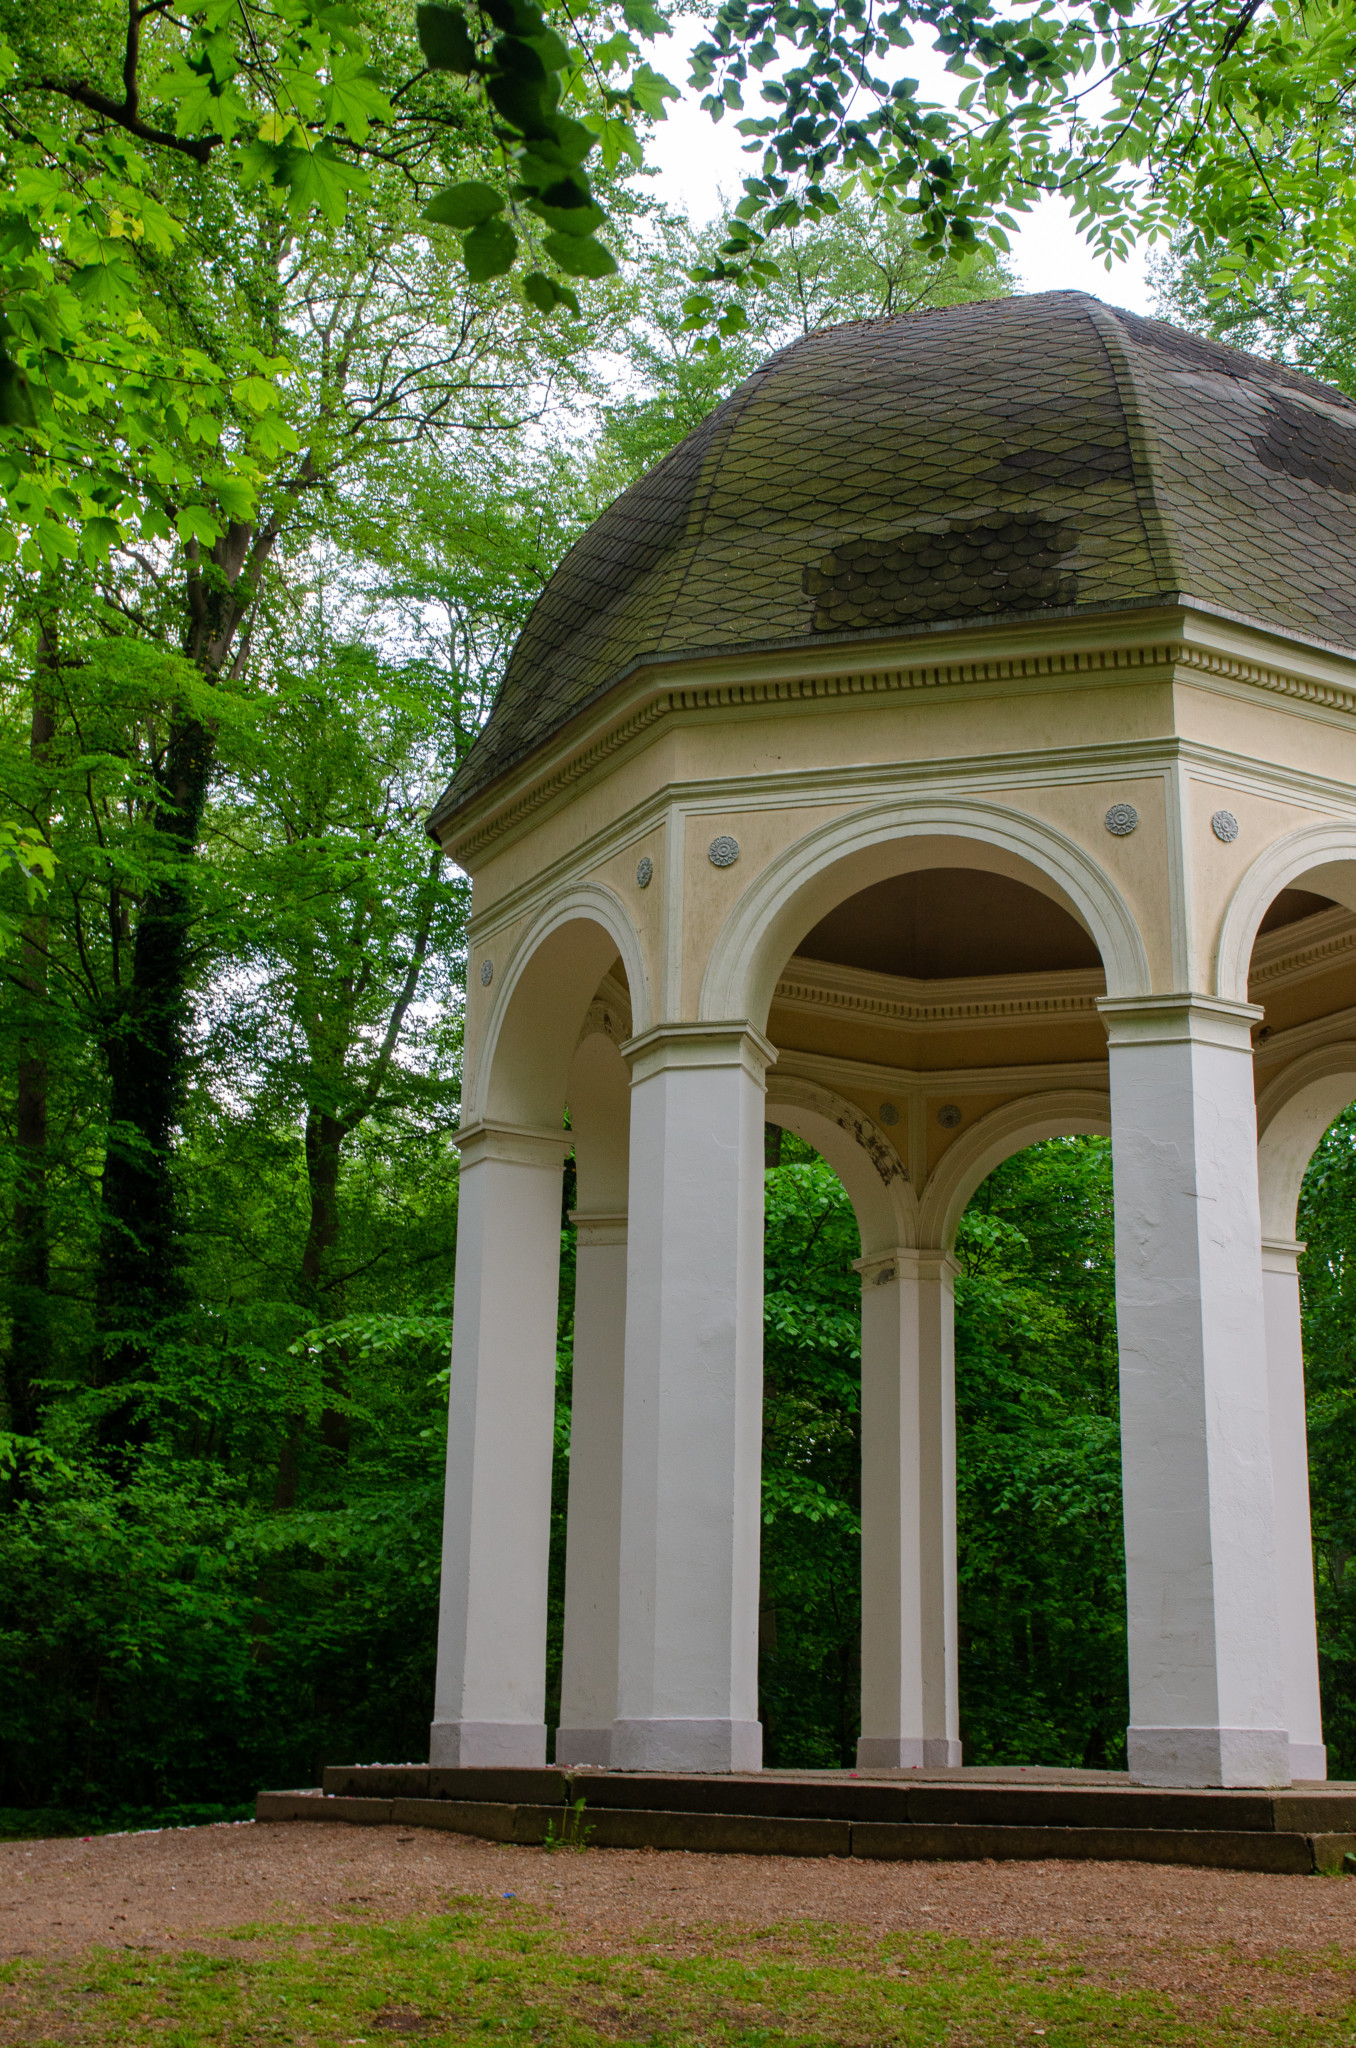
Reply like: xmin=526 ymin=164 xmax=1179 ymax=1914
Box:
xmin=433 ymin=907 xmax=642 ymax=1771
xmin=1244 ymin=861 xmax=1356 ymax=1784
xmin=950 ymin=1135 xmax=1125 ymax=1768
xmin=1290 ymin=1107 xmax=1356 ymax=1780
xmin=748 ymin=825 xmax=1122 ymax=1771
xmin=753 ymin=1117 xmax=1128 ymax=1770
xmin=758 ymin=1123 xmax=865 ymax=1768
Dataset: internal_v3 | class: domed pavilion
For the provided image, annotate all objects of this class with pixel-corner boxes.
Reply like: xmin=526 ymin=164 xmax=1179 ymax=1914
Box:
xmin=426 ymin=291 xmax=1356 ymax=1790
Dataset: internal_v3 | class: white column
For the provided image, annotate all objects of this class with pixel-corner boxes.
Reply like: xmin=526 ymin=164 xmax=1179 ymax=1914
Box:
xmin=556 ymin=1211 xmax=628 ymax=1767
xmin=1101 ymin=995 xmax=1289 ymax=1787
xmin=1261 ymin=1237 xmax=1326 ymax=1781
xmin=611 ymin=1022 xmax=772 ymax=1772
xmin=856 ymin=1248 xmax=961 ymax=1769
xmin=430 ymin=1122 xmax=567 ymax=1769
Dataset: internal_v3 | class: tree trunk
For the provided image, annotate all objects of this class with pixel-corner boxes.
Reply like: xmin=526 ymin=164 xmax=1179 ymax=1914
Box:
xmin=94 ymin=516 xmax=273 ymax=1441
xmin=305 ymin=1108 xmax=351 ymax=1464
xmin=7 ymin=614 xmax=58 ymax=1435
xmin=96 ymin=710 xmax=212 ymax=1434
xmin=274 ymin=1107 xmax=349 ymax=1507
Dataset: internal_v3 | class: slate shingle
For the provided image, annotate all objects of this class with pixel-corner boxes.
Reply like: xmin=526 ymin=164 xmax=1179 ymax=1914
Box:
xmin=433 ymin=292 xmax=1356 ymax=824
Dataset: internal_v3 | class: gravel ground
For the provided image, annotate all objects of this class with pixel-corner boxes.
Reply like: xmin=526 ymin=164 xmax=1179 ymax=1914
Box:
xmin=2 ymin=1820 xmax=1355 ymax=2020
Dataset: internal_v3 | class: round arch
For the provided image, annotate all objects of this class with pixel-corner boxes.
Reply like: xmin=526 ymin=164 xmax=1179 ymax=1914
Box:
xmin=1216 ymin=820 xmax=1356 ymax=1002
xmin=916 ymin=1090 xmax=1113 ymax=1252
xmin=699 ymin=799 xmax=1151 ymax=1030
xmin=764 ymin=1075 xmax=918 ymax=1258
xmin=469 ymin=884 xmax=651 ymax=1126
xmin=1256 ymin=1043 xmax=1356 ymax=1242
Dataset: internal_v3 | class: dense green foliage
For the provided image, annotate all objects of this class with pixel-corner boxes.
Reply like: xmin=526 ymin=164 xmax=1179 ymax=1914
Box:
xmin=756 ymin=1135 xmax=1127 ymax=1774
xmin=1297 ymin=1104 xmax=1356 ymax=1777
xmin=690 ymin=0 xmax=1356 ymax=329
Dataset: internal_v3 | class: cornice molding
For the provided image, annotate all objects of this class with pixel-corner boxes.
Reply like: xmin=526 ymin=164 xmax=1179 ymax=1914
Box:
xmin=444 ymin=640 xmax=1183 ymax=867
xmin=1248 ymin=906 xmax=1356 ymax=994
xmin=775 ymin=1048 xmax=1111 ymax=1096
xmin=1175 ymin=640 xmax=1356 ymax=717
xmin=1252 ymin=1001 xmax=1356 ymax=1069
xmin=772 ymin=954 xmax=1107 ymax=1031
xmin=441 ymin=629 xmax=1356 ymax=870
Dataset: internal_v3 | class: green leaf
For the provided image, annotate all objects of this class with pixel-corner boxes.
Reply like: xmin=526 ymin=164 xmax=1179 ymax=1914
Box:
xmin=622 ymin=0 xmax=669 ymax=36
xmin=176 ymin=505 xmax=221 ymax=545
xmin=462 ymin=217 xmax=518 ymax=281
xmin=422 ymin=181 xmax=506 ymax=230
xmin=279 ymin=143 xmax=360 ymax=227
xmin=521 ymin=270 xmax=559 ymax=312
xmin=494 ymin=35 xmax=548 ymax=80
xmin=232 ymin=375 xmax=277 ymax=414
xmin=417 ymin=3 xmax=477 ymax=73
xmin=628 ymin=63 xmax=678 ymax=120
xmin=481 ymin=0 xmax=543 ymax=32
xmin=528 ymin=189 xmax=605 ymax=237
xmin=544 ymin=231 xmax=616 ymax=278
xmin=79 ymin=515 xmax=122 ymax=562
xmin=486 ymin=70 xmax=559 ymax=134
xmin=524 ymin=27 xmax=570 ymax=70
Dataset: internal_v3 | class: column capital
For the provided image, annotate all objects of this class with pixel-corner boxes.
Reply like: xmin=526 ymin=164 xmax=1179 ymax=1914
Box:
xmin=853 ymin=1246 xmax=960 ymax=1284
xmin=454 ymin=1119 xmax=571 ymax=1170
xmin=620 ymin=1019 xmax=778 ymax=1084
xmin=1096 ymin=992 xmax=1263 ymax=1052
xmin=569 ymin=1208 xmax=628 ymax=1248
xmin=1261 ymin=1237 xmax=1306 ymax=1274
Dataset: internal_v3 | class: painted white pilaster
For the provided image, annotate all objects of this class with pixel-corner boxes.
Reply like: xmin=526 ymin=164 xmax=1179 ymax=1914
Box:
xmin=1261 ymin=1237 xmax=1326 ymax=1781
xmin=611 ymin=1022 xmax=773 ymax=1772
xmin=856 ymin=1248 xmax=961 ymax=1769
xmin=430 ymin=1121 xmax=568 ymax=1769
xmin=1100 ymin=995 xmax=1289 ymax=1788
xmin=556 ymin=1211 xmax=628 ymax=1767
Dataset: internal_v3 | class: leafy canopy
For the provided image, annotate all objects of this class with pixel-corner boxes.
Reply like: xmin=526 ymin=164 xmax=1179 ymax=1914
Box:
xmin=686 ymin=0 xmax=1356 ymax=331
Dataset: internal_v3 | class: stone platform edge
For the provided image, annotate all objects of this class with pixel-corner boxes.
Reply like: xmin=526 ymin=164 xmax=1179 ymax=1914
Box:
xmin=255 ymin=1788 xmax=1356 ymax=1876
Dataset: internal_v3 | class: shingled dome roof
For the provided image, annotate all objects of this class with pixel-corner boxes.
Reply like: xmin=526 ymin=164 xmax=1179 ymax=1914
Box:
xmin=434 ymin=290 xmax=1356 ymax=824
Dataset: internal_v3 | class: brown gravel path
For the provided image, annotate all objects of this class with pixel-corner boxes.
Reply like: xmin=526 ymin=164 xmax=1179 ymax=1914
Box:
xmin=2 ymin=1819 xmax=1355 ymax=2021
xmin=3 ymin=1817 xmax=1355 ymax=1952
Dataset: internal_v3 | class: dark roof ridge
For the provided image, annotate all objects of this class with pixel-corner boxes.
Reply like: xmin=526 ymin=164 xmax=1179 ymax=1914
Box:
xmin=1084 ymin=299 xmax=1188 ymax=598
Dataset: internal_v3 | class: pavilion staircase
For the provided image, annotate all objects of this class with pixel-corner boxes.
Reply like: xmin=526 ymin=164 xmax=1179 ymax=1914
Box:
xmin=257 ymin=1764 xmax=1356 ymax=1875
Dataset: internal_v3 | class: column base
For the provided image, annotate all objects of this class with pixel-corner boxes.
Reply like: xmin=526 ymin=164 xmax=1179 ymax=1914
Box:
xmin=611 ymin=1718 xmax=763 ymax=1773
xmin=856 ymin=1736 xmax=962 ymax=1770
xmin=554 ymin=1726 xmax=612 ymax=1768
xmin=1127 ymin=1725 xmax=1291 ymax=1788
xmin=1290 ymin=1740 xmax=1328 ymax=1781
xmin=429 ymin=1719 xmax=547 ymax=1769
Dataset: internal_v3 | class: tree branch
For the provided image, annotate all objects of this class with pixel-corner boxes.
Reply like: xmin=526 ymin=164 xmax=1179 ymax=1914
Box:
xmin=35 ymin=75 xmax=218 ymax=164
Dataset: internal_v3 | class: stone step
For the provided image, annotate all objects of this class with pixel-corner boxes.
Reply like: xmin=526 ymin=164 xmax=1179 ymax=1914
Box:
xmin=317 ymin=1763 xmax=1356 ymax=1836
xmin=256 ymin=1787 xmax=1356 ymax=1875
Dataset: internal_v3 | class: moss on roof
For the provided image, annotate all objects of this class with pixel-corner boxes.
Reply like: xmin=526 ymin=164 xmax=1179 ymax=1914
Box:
xmin=433 ymin=291 xmax=1356 ymax=826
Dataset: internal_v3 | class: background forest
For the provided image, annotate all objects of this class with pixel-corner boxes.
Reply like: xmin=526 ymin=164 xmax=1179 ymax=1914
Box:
xmin=3 ymin=9 xmax=1356 ymax=1825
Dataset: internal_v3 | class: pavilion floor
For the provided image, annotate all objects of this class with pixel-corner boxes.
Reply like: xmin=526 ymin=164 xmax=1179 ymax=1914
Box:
xmin=256 ymin=1764 xmax=1356 ymax=1875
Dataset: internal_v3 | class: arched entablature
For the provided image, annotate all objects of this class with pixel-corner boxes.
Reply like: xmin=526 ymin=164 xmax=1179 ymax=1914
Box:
xmin=916 ymin=1090 xmax=1113 ymax=1254
xmin=468 ymin=884 xmax=651 ymax=1127
xmin=763 ymin=1074 xmax=918 ymax=1258
xmin=1255 ymin=1043 xmax=1356 ymax=1243
xmin=1216 ymin=821 xmax=1356 ymax=1003
xmin=699 ymin=799 xmax=1151 ymax=1032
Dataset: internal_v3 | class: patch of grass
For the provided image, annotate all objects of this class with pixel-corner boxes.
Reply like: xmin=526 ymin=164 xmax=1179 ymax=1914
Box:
xmin=1 ymin=1897 xmax=1354 ymax=2045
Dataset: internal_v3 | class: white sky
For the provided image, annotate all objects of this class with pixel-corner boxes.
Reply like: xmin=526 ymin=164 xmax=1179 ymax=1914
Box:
xmin=644 ymin=19 xmax=1155 ymax=315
